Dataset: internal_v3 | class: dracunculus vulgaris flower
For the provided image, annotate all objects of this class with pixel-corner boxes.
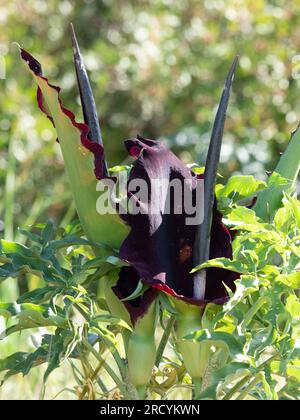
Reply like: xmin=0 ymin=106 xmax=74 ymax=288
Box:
xmin=20 ymin=26 xmax=240 ymax=396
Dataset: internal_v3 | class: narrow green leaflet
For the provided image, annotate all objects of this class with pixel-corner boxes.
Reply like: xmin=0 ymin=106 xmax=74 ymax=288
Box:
xmin=0 ymin=302 xmax=67 ymax=337
xmin=191 ymin=257 xmax=247 ymax=275
xmin=216 ymin=175 xmax=267 ymax=211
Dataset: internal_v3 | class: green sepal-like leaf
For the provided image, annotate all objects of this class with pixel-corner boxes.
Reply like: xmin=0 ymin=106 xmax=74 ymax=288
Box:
xmin=104 ymin=277 xmax=132 ymax=327
xmin=20 ymin=49 xmax=129 ymax=250
xmin=127 ymin=299 xmax=158 ymax=388
xmin=184 ymin=329 xmax=244 ymax=359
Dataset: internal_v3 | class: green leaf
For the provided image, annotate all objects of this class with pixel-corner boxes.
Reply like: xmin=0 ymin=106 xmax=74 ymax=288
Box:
xmin=192 ymin=257 xmax=246 ymax=274
xmin=197 ymin=363 xmax=251 ymax=400
xmin=284 ymin=194 xmax=300 ymax=229
xmin=247 ymin=326 xmax=276 ymax=358
xmin=224 ymin=275 xmax=260 ymax=311
xmin=254 ymin=121 xmax=300 ymax=221
xmin=274 ymin=206 xmax=293 ymax=233
xmin=41 ymin=220 xmax=55 ymax=246
xmin=241 ymin=296 xmax=270 ymax=328
xmin=91 ymin=314 xmax=132 ymax=331
xmin=17 ymin=286 xmax=62 ymax=304
xmin=285 ymin=294 xmax=300 ymax=318
xmin=0 ymin=250 xmax=64 ymax=284
xmin=104 ymin=277 xmax=132 ymax=327
xmin=271 ymin=361 xmax=300 ymax=382
xmin=43 ymin=327 xmax=82 ymax=382
xmin=286 ymin=364 xmax=300 ymax=382
xmin=121 ymin=279 xmax=148 ymax=302
xmin=17 ymin=228 xmax=42 ymax=244
xmin=277 ymin=272 xmax=300 ymax=289
xmin=0 ymin=349 xmax=47 ymax=383
xmin=46 ymin=235 xmax=91 ymax=251
xmin=1 ymin=240 xmax=34 ymax=257
xmin=225 ymin=206 xmax=260 ymax=225
xmin=217 ymin=175 xmax=267 ymax=210
xmin=0 ymin=302 xmax=67 ymax=337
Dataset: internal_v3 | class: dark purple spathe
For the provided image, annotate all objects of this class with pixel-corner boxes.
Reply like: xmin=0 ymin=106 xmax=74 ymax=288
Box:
xmin=115 ymin=136 xmax=238 ymax=319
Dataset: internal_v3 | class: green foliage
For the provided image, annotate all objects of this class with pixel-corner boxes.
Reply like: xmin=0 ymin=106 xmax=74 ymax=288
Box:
xmin=190 ymin=183 xmax=300 ymax=400
xmin=0 ymin=222 xmax=131 ymax=394
xmin=0 ymin=176 xmax=299 ymax=399
xmin=254 ymin=123 xmax=300 ymax=220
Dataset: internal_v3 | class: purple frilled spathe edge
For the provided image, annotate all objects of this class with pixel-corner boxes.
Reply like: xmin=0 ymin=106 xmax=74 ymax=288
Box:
xmin=20 ymin=48 xmax=106 ymax=180
xmin=20 ymin=49 xmax=238 ymax=326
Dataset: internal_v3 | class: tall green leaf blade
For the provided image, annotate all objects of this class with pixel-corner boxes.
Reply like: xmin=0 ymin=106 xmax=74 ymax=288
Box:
xmin=20 ymin=49 xmax=129 ymax=250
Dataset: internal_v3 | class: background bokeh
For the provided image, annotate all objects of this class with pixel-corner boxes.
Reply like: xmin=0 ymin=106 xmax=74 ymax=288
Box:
xmin=1 ymin=0 xmax=300 ymax=399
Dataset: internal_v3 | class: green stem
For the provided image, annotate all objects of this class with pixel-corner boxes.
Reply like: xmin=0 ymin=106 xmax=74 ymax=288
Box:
xmin=79 ymin=355 xmax=108 ymax=398
xmin=236 ymin=374 xmax=262 ymax=400
xmin=97 ymin=376 xmax=109 ymax=395
xmin=92 ymin=333 xmax=139 ymax=400
xmin=74 ymin=303 xmax=128 ymax=384
xmin=82 ymin=337 xmax=131 ymax=399
xmin=136 ymin=385 xmax=147 ymax=400
xmin=100 ymin=334 xmax=128 ymax=378
xmin=75 ymin=301 xmax=139 ymax=400
xmin=193 ymin=377 xmax=203 ymax=399
xmin=222 ymin=373 xmax=251 ymax=400
xmin=222 ymin=353 xmax=279 ymax=400
xmin=155 ymin=315 xmax=175 ymax=367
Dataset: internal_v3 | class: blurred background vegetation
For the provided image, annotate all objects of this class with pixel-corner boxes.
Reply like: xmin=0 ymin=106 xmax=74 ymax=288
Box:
xmin=1 ymin=0 xmax=300 ymax=399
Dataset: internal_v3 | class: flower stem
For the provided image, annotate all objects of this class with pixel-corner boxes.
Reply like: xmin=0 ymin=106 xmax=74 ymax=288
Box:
xmin=236 ymin=374 xmax=262 ymax=400
xmin=155 ymin=315 xmax=175 ymax=367
xmin=222 ymin=374 xmax=251 ymax=400
xmin=136 ymin=385 xmax=147 ymax=400
xmin=82 ymin=337 xmax=131 ymax=398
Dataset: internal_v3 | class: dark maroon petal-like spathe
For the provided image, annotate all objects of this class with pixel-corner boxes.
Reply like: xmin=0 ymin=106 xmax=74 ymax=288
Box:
xmin=118 ymin=136 xmax=238 ymax=307
xmin=120 ymin=137 xmax=238 ymax=305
